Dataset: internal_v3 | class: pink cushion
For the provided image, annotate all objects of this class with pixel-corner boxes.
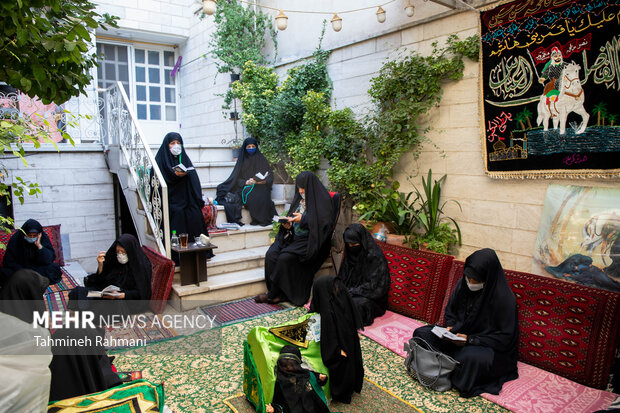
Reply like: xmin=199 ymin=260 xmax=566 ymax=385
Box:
xmin=142 ymin=246 xmax=175 ymax=314
xmin=379 ymin=243 xmax=454 ymax=324
xmin=0 ymin=224 xmax=64 ymax=267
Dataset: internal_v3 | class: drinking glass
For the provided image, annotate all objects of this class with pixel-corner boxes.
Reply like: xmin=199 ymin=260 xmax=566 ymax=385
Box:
xmin=179 ymin=233 xmax=188 ymax=248
xmin=194 ymin=236 xmax=202 ymax=246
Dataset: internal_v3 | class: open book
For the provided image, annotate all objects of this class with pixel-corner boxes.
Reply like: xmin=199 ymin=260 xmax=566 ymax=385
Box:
xmin=173 ymin=164 xmax=195 ymax=173
xmin=255 ymin=171 xmax=269 ymax=180
xmin=87 ymin=285 xmax=122 ymax=298
xmin=431 ymin=325 xmax=466 ymax=342
xmin=273 ymin=215 xmax=290 ymax=224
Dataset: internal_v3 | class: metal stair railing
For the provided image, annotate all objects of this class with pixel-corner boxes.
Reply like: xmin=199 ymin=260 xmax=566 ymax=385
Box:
xmin=102 ymin=81 xmax=171 ymax=258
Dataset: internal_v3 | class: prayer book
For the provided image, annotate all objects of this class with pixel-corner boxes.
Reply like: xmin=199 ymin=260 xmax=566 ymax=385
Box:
xmin=172 ymin=164 xmax=195 ymax=173
xmin=254 ymin=171 xmax=268 ymax=180
xmin=273 ymin=215 xmax=290 ymax=223
xmin=431 ymin=325 xmax=466 ymax=342
xmin=87 ymin=285 xmax=122 ymax=298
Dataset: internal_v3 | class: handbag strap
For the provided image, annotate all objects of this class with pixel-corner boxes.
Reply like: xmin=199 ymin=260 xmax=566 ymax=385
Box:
xmin=410 ymin=336 xmax=442 ymax=388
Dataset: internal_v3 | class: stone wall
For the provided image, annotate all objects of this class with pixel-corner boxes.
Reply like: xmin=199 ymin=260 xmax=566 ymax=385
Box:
xmin=4 ymin=144 xmax=116 ymax=273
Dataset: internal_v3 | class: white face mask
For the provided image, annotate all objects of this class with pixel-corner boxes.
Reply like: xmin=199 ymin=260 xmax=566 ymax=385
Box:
xmin=170 ymin=144 xmax=182 ymax=156
xmin=466 ymin=278 xmax=484 ymax=291
xmin=117 ymin=253 xmax=129 ymax=264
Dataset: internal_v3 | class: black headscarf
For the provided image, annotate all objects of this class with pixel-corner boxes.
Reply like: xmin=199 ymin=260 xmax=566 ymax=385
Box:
xmin=287 ymin=172 xmax=333 ymax=261
xmin=86 ymin=234 xmax=152 ymax=302
xmin=310 ymin=275 xmax=363 ymax=403
xmin=273 ymin=345 xmax=330 ymax=413
xmin=1 ymin=219 xmax=58 ymax=281
xmin=153 ymin=132 xmax=204 ymax=209
xmin=216 ymin=138 xmax=273 ymax=201
xmin=339 ymin=223 xmax=390 ymax=303
xmin=444 ymin=248 xmax=519 ymax=352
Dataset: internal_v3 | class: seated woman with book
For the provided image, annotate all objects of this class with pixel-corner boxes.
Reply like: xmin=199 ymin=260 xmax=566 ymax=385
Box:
xmin=255 ymin=172 xmax=333 ymax=306
xmin=69 ymin=234 xmax=152 ymax=313
xmin=0 ymin=218 xmax=62 ymax=286
xmin=216 ymin=138 xmax=277 ymax=226
xmin=411 ymin=248 xmax=519 ymax=397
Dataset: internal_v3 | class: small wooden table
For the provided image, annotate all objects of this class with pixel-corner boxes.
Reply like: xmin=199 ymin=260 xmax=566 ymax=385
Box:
xmin=172 ymin=243 xmax=218 ymax=286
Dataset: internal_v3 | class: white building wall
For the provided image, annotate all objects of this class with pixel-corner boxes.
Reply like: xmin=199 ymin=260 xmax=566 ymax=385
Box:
xmin=5 ymin=145 xmax=116 ymax=273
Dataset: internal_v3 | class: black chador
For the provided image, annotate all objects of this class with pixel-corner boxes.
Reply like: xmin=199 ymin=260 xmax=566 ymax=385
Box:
xmin=216 ymin=138 xmax=277 ymax=226
xmin=413 ymin=248 xmax=519 ymax=397
xmin=310 ymin=275 xmax=364 ymax=404
xmin=338 ymin=223 xmax=390 ymax=326
xmin=0 ymin=218 xmax=62 ymax=285
xmin=259 ymin=172 xmax=333 ymax=306
xmin=153 ymin=132 xmax=213 ymax=258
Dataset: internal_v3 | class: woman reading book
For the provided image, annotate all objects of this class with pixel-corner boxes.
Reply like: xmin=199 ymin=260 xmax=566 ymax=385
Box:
xmin=216 ymin=138 xmax=277 ymax=226
xmin=68 ymin=234 xmax=152 ymax=313
xmin=255 ymin=172 xmax=333 ymax=306
xmin=154 ymin=132 xmax=213 ymax=260
xmin=411 ymin=248 xmax=519 ymax=397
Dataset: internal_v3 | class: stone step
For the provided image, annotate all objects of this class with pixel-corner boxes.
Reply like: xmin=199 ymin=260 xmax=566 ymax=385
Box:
xmin=168 ymin=260 xmax=334 ymax=312
xmin=192 ymin=161 xmax=236 ymax=184
xmin=209 ymin=224 xmax=273 ymax=253
xmin=207 ymin=245 xmax=269 ymax=276
xmin=211 ymin=201 xmax=288 ymax=225
xmin=149 ymin=143 xmax=233 ymax=163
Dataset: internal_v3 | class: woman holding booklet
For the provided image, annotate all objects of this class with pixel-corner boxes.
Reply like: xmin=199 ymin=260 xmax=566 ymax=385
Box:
xmin=216 ymin=138 xmax=277 ymax=226
xmin=154 ymin=132 xmax=213 ymax=260
xmin=412 ymin=248 xmax=519 ymax=398
xmin=68 ymin=234 xmax=152 ymax=313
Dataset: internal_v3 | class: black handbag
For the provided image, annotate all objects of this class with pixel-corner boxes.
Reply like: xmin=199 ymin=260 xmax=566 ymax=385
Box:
xmin=404 ymin=336 xmax=459 ymax=392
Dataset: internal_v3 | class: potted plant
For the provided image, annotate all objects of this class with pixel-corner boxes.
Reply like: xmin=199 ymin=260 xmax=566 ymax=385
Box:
xmin=407 ymin=169 xmax=462 ymax=254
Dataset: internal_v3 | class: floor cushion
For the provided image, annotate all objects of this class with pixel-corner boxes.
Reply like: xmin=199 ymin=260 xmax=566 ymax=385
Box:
xmin=142 ymin=246 xmax=175 ymax=314
xmin=378 ymin=243 xmax=454 ymax=324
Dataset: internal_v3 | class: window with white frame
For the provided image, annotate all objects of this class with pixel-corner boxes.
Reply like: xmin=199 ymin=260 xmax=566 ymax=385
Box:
xmin=96 ymin=42 xmax=178 ymax=122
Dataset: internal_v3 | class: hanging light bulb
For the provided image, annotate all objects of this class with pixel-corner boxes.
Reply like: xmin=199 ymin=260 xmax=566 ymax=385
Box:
xmin=376 ymin=6 xmax=386 ymax=23
xmin=331 ymin=13 xmax=342 ymax=32
xmin=404 ymin=0 xmax=415 ymax=17
xmin=275 ymin=10 xmax=288 ymax=30
xmin=203 ymin=0 xmax=216 ymax=15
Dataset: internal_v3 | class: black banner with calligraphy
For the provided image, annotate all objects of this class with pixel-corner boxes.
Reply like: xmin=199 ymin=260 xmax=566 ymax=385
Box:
xmin=480 ymin=0 xmax=620 ymax=179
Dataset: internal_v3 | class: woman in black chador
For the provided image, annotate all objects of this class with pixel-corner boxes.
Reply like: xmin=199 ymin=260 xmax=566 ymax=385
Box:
xmin=413 ymin=248 xmax=519 ymax=397
xmin=255 ymin=171 xmax=333 ymax=306
xmin=0 ymin=218 xmax=61 ymax=285
xmin=154 ymin=132 xmax=213 ymax=258
xmin=69 ymin=234 xmax=152 ymax=313
xmin=338 ymin=223 xmax=390 ymax=326
xmin=310 ymin=275 xmax=364 ymax=404
xmin=266 ymin=345 xmax=330 ymax=413
xmin=216 ymin=138 xmax=277 ymax=226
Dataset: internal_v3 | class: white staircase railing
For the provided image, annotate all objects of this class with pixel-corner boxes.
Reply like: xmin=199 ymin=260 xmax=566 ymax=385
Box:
xmin=101 ymin=82 xmax=171 ymax=258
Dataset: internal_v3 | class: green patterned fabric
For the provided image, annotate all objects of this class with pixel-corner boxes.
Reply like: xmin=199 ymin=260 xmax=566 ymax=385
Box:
xmin=246 ymin=313 xmax=330 ymax=405
xmin=47 ymin=379 xmax=163 ymax=412
xmin=111 ymin=307 xmax=508 ymax=412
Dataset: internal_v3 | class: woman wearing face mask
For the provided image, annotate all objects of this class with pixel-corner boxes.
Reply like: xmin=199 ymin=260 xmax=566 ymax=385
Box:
xmin=255 ymin=172 xmax=333 ymax=306
xmin=216 ymin=138 xmax=277 ymax=226
xmin=412 ymin=248 xmax=519 ymax=397
xmin=337 ymin=223 xmax=390 ymax=326
xmin=154 ymin=132 xmax=213 ymax=260
xmin=0 ymin=218 xmax=62 ymax=285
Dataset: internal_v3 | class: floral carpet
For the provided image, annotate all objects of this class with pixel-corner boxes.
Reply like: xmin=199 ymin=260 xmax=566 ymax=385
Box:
xmin=111 ymin=307 xmax=508 ymax=413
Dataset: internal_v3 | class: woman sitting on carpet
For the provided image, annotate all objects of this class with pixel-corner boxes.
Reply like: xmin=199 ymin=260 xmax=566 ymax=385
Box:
xmin=338 ymin=223 xmax=390 ymax=326
xmin=255 ymin=172 xmax=333 ymax=306
xmin=412 ymin=248 xmax=519 ymax=398
xmin=310 ymin=275 xmax=364 ymax=404
xmin=0 ymin=218 xmax=62 ymax=285
xmin=266 ymin=345 xmax=330 ymax=413
xmin=216 ymin=138 xmax=277 ymax=226
xmin=69 ymin=234 xmax=152 ymax=313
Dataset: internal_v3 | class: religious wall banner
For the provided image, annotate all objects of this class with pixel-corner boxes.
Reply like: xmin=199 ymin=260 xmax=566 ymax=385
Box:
xmin=480 ymin=0 xmax=620 ymax=178
xmin=532 ymin=184 xmax=620 ymax=292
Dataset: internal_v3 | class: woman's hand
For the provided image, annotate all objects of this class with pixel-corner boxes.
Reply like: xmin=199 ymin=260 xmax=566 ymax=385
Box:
xmin=452 ymin=333 xmax=467 ymax=347
xmin=340 ymin=349 xmax=348 ymax=357
xmin=245 ymin=178 xmax=255 ymax=185
xmin=265 ymin=404 xmax=274 ymax=413
xmin=96 ymin=251 xmax=106 ymax=273
xmin=103 ymin=292 xmax=125 ymax=300
xmin=318 ymin=373 xmax=327 ymax=381
xmin=288 ymin=212 xmax=302 ymax=224
xmin=34 ymin=233 xmax=43 ymax=249
xmin=281 ymin=222 xmax=292 ymax=229
xmin=174 ymin=170 xmax=187 ymax=177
